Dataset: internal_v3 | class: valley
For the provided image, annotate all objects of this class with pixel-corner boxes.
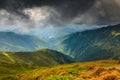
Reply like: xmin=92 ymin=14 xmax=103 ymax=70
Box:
xmin=0 ymin=0 xmax=120 ymax=80
xmin=0 ymin=24 xmax=120 ymax=80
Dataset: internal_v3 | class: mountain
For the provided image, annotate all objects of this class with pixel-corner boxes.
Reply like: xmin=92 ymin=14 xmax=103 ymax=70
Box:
xmin=0 ymin=32 xmax=47 ymax=51
xmin=0 ymin=49 xmax=73 ymax=66
xmin=0 ymin=49 xmax=73 ymax=79
xmin=57 ymin=24 xmax=120 ymax=61
xmin=16 ymin=60 xmax=120 ymax=80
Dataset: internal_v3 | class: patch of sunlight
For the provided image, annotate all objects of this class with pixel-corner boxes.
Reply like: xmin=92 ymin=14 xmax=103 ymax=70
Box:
xmin=112 ymin=31 xmax=120 ymax=36
xmin=2 ymin=52 xmax=15 ymax=63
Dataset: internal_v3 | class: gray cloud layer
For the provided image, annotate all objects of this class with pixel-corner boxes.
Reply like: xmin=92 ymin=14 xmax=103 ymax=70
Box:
xmin=0 ymin=0 xmax=120 ymax=31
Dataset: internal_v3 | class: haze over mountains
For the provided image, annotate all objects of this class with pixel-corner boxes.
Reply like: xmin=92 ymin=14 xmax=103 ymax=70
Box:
xmin=0 ymin=24 xmax=120 ymax=62
xmin=0 ymin=21 xmax=120 ymax=80
xmin=0 ymin=0 xmax=120 ymax=80
xmin=0 ymin=32 xmax=48 ymax=51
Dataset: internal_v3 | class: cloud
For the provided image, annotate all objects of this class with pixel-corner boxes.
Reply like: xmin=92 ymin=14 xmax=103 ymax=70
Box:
xmin=70 ymin=0 xmax=120 ymax=25
xmin=0 ymin=9 xmax=34 ymax=33
xmin=0 ymin=0 xmax=120 ymax=33
xmin=0 ymin=6 xmax=58 ymax=33
xmin=0 ymin=0 xmax=96 ymax=26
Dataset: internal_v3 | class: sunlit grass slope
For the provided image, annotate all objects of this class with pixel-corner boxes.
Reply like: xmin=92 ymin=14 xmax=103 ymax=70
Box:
xmin=0 ymin=49 xmax=73 ymax=80
xmin=17 ymin=60 xmax=120 ymax=80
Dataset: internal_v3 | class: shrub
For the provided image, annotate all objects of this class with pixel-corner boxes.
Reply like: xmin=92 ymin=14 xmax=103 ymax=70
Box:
xmin=94 ymin=67 xmax=106 ymax=76
xmin=67 ymin=70 xmax=78 ymax=75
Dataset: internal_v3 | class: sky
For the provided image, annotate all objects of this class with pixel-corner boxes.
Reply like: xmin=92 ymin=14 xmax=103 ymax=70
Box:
xmin=0 ymin=0 xmax=120 ymax=40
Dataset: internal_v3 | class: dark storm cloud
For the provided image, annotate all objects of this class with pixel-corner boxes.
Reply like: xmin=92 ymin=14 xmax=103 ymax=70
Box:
xmin=0 ymin=0 xmax=95 ymax=9
xmin=0 ymin=0 xmax=120 ymax=26
xmin=0 ymin=0 xmax=95 ymax=19
xmin=78 ymin=0 xmax=120 ymax=25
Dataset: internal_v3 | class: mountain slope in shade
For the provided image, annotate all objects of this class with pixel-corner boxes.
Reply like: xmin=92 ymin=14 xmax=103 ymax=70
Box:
xmin=57 ymin=24 xmax=120 ymax=61
xmin=0 ymin=32 xmax=47 ymax=51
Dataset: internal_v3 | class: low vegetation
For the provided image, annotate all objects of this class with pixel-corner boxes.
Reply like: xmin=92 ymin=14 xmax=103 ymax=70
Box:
xmin=16 ymin=60 xmax=120 ymax=80
xmin=0 ymin=49 xmax=73 ymax=80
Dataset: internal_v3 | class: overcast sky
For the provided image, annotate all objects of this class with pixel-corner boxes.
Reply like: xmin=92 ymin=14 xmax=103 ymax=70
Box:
xmin=0 ymin=0 xmax=120 ymax=40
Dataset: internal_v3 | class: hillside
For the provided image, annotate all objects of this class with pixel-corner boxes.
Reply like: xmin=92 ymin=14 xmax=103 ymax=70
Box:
xmin=16 ymin=60 xmax=120 ymax=80
xmin=0 ymin=49 xmax=73 ymax=80
xmin=57 ymin=24 xmax=120 ymax=61
xmin=0 ymin=32 xmax=47 ymax=51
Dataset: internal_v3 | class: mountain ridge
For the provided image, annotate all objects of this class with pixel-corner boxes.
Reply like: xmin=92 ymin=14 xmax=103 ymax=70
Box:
xmin=0 ymin=49 xmax=74 ymax=79
xmin=57 ymin=24 xmax=120 ymax=61
xmin=0 ymin=49 xmax=74 ymax=66
xmin=0 ymin=32 xmax=48 ymax=51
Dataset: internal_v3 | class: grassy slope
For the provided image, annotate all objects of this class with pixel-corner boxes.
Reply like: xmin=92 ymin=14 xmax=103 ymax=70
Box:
xmin=0 ymin=49 xmax=73 ymax=80
xmin=16 ymin=60 xmax=120 ymax=80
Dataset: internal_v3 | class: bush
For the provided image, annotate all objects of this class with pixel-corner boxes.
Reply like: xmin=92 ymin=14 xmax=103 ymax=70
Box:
xmin=67 ymin=70 xmax=78 ymax=75
xmin=94 ymin=67 xmax=106 ymax=76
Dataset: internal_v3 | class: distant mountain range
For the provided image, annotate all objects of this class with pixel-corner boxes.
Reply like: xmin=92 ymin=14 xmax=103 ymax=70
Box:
xmin=0 ymin=32 xmax=47 ymax=51
xmin=0 ymin=24 xmax=120 ymax=62
xmin=57 ymin=24 xmax=120 ymax=61
xmin=1 ymin=24 xmax=120 ymax=79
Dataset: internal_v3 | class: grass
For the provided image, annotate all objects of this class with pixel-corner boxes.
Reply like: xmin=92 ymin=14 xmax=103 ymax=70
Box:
xmin=0 ymin=49 xmax=120 ymax=80
xmin=0 ymin=63 xmax=35 ymax=80
xmin=0 ymin=49 xmax=73 ymax=80
xmin=16 ymin=60 xmax=120 ymax=80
